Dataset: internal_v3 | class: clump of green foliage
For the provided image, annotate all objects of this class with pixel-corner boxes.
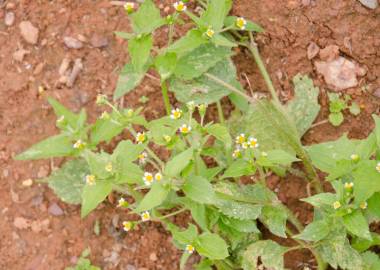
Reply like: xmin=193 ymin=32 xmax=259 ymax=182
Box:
xmin=65 ymin=249 xmax=100 ymax=270
xmin=328 ymin=92 xmax=361 ymax=126
xmin=15 ymin=1 xmax=380 ymax=270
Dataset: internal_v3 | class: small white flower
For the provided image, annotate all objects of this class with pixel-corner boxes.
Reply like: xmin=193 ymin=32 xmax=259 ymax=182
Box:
xmin=333 ymin=201 xmax=341 ymax=210
xmin=241 ymin=142 xmax=249 ymax=149
xmin=360 ymin=202 xmax=368 ymax=210
xmin=141 ymin=211 xmax=151 ymax=222
xmin=124 ymin=2 xmax=135 ymax=12
xmin=170 ymin=108 xmax=183 ymax=120
xmin=236 ymin=17 xmax=247 ymax=30
xmin=185 ymin=244 xmax=195 ymax=254
xmin=179 ymin=124 xmax=191 ymax=134
xmin=173 ymin=1 xmax=186 ymax=12
xmin=105 ymin=162 xmax=113 ymax=173
xmin=163 ymin=135 xmax=172 ymax=143
xmin=118 ymin=198 xmax=129 ymax=208
xmin=143 ymin=172 xmax=154 ymax=186
xmin=155 ymin=173 xmax=163 ymax=182
xmin=232 ymin=148 xmax=242 ymax=159
xmin=138 ymin=152 xmax=148 ymax=164
xmin=57 ymin=115 xmax=65 ymax=124
xmin=235 ymin=133 xmax=246 ymax=144
xmin=73 ymin=139 xmax=86 ymax=149
xmin=376 ymin=162 xmax=380 ymax=173
xmin=344 ymin=182 xmax=354 ymax=190
xmin=136 ymin=132 xmax=147 ymax=144
xmin=205 ymin=27 xmax=215 ymax=38
xmin=122 ymin=221 xmax=133 ymax=232
xmin=85 ymin=175 xmax=96 ymax=186
xmin=248 ymin=137 xmax=259 ymax=148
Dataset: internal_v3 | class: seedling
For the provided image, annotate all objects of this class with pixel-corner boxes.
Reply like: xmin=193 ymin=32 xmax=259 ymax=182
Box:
xmin=15 ymin=1 xmax=380 ymax=270
xmin=65 ymin=248 xmax=100 ymax=270
xmin=328 ymin=92 xmax=361 ymax=126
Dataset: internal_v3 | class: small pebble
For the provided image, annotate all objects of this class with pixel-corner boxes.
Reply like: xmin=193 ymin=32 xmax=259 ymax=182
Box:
xmin=90 ymin=34 xmax=108 ymax=48
xmin=48 ymin=203 xmax=64 ymax=216
xmin=358 ymin=0 xmax=378 ymax=9
xmin=63 ymin=36 xmax=83 ymax=49
xmin=19 ymin=21 xmax=39 ymax=45
xmin=4 ymin=12 xmax=15 ymax=26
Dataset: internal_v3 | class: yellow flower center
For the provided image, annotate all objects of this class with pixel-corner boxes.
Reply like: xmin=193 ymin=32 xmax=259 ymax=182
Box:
xmin=333 ymin=201 xmax=341 ymax=209
xmin=360 ymin=202 xmax=367 ymax=209
xmin=123 ymin=221 xmax=132 ymax=231
xmin=236 ymin=17 xmax=247 ymax=29
xmin=206 ymin=28 xmax=215 ymax=38
xmin=86 ymin=175 xmax=96 ymax=185
xmin=105 ymin=163 xmax=113 ymax=172
xmin=186 ymin=244 xmax=195 ymax=254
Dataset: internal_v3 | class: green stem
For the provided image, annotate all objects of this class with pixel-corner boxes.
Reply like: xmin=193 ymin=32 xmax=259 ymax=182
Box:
xmin=161 ymin=81 xmax=171 ymax=115
xmin=168 ymin=23 xmax=175 ymax=45
xmin=216 ymin=101 xmax=225 ymax=124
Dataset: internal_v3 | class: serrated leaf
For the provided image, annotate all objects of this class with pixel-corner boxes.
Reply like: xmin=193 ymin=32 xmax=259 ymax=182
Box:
xmin=266 ymin=149 xmax=300 ymax=165
xmin=194 ymin=232 xmax=229 ymax=260
xmin=295 ymin=219 xmax=331 ymax=242
xmin=135 ymin=183 xmax=170 ymax=212
xmin=287 ymin=74 xmax=320 ymax=136
xmin=260 ymin=205 xmax=288 ymax=238
xmin=164 ymin=148 xmax=194 ymax=177
xmin=48 ymin=97 xmax=79 ymax=128
xmin=173 ymin=44 xmax=231 ymax=80
xmin=128 ymin=34 xmax=152 ymax=72
xmin=129 ymin=0 xmax=165 ymax=34
xmin=114 ymin=63 xmax=146 ymax=100
xmin=170 ymin=58 xmax=236 ymax=104
xmin=222 ymin=159 xmax=255 ymax=178
xmin=91 ymin=112 xmax=125 ymax=144
xmin=183 ymin=176 xmax=217 ymax=204
xmin=301 ymin=193 xmax=336 ymax=208
xmin=206 ymin=124 xmax=232 ymax=148
xmin=166 ymin=29 xmax=207 ymax=58
xmin=215 ymin=199 xmax=262 ymax=220
xmin=362 ymin=251 xmax=380 ymax=270
xmin=352 ymin=233 xmax=380 ymax=252
xmin=353 ymin=160 xmax=380 ymax=203
xmin=169 ymin=223 xmax=198 ymax=245
xmin=220 ymin=215 xmax=259 ymax=233
xmin=343 ymin=210 xmax=372 ymax=240
xmin=47 ymin=159 xmax=89 ymax=204
xmin=81 ymin=181 xmax=112 ymax=218
xmin=242 ymin=240 xmax=286 ymax=270
xmin=15 ymin=134 xmax=74 ymax=160
xmin=155 ymin=52 xmax=177 ymax=80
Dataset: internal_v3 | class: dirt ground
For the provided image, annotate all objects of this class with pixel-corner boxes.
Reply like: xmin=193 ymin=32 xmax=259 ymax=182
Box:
xmin=0 ymin=0 xmax=379 ymax=269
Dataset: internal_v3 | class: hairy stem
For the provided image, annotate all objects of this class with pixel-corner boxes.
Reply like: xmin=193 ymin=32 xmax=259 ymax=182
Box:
xmin=161 ymin=81 xmax=172 ymax=115
xmin=216 ymin=101 xmax=225 ymax=124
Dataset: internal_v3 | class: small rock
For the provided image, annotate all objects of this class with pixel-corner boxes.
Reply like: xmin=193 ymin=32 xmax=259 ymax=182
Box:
xmin=4 ymin=12 xmax=15 ymax=26
xmin=77 ymin=34 xmax=88 ymax=43
xmin=48 ymin=203 xmax=64 ymax=216
xmin=37 ymin=166 xmax=49 ymax=178
xmin=315 ymin=56 xmax=364 ymax=91
xmin=358 ymin=0 xmax=378 ymax=9
xmin=6 ymin=2 xmax=16 ymax=10
xmin=22 ymin=179 xmax=33 ymax=187
xmin=30 ymin=219 xmax=50 ymax=233
xmin=319 ymin=45 xmax=340 ymax=61
xmin=14 ymin=217 xmax=30 ymax=229
xmin=63 ymin=36 xmax=83 ymax=49
xmin=90 ymin=34 xmax=108 ymax=48
xmin=19 ymin=21 xmax=39 ymax=45
xmin=33 ymin=63 xmax=44 ymax=75
xmin=149 ymin=253 xmax=157 ymax=261
xmin=307 ymin=42 xmax=320 ymax=60
xmin=372 ymin=88 xmax=380 ymax=98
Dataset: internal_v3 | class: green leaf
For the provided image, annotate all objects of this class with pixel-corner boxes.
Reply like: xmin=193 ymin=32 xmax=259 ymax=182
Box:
xmin=295 ymin=219 xmax=331 ymax=242
xmin=373 ymin=115 xmax=380 ymax=148
xmin=128 ymin=34 xmax=152 ymax=72
xmin=287 ymin=74 xmax=320 ymax=136
xmin=129 ymin=0 xmax=165 ymax=34
xmin=155 ymin=52 xmax=177 ymax=80
xmin=329 ymin=112 xmax=344 ymax=126
xmin=306 ymin=135 xmax=357 ymax=173
xmin=195 ymin=259 xmax=213 ymax=270
xmin=301 ymin=193 xmax=336 ymax=208
xmin=349 ymin=102 xmax=361 ymax=116
xmin=222 ymin=159 xmax=255 ymax=178
xmin=220 ymin=215 xmax=259 ymax=233
xmin=180 ymin=252 xmax=191 ymax=270
xmin=215 ymin=199 xmax=262 ymax=220
xmin=48 ymin=98 xmax=78 ymax=128
xmin=170 ymin=58 xmax=237 ymax=104
xmin=211 ymin=34 xmax=236 ymax=47
xmin=164 ymin=148 xmax=194 ymax=177
xmin=206 ymin=124 xmax=232 ymax=148
xmin=260 ymin=205 xmax=288 ymax=238
xmin=367 ymin=193 xmax=380 ymax=221
xmin=242 ymin=240 xmax=286 ymax=270
xmin=194 ymin=232 xmax=229 ymax=260
xmin=343 ymin=210 xmax=372 ymax=240
xmin=91 ymin=113 xmax=124 ymax=145
xmin=224 ymin=16 xmax=264 ymax=32
xmin=173 ymin=44 xmax=231 ymax=80
xmin=166 ymin=29 xmax=207 ymax=58
xmin=113 ymin=63 xmax=146 ymax=100
xmin=352 ymin=233 xmax=380 ymax=252
xmin=182 ymin=199 xmax=209 ymax=231
xmin=266 ymin=149 xmax=300 ymax=165
xmin=200 ymin=0 xmax=232 ymax=31
xmin=353 ymin=160 xmax=380 ymax=203
xmin=84 ymin=151 xmax=111 ymax=179
xmin=362 ymin=251 xmax=380 ymax=270
xmin=15 ymin=134 xmax=74 ymax=160
xmin=47 ymin=159 xmax=89 ymax=204
xmin=81 ymin=181 xmax=112 ymax=217
xmin=169 ymin=223 xmax=198 ymax=244
xmin=114 ymin=31 xmax=134 ymax=40
xmin=112 ymin=140 xmax=145 ymax=163
xmin=183 ymin=176 xmax=217 ymax=204
xmin=135 ymin=183 xmax=170 ymax=212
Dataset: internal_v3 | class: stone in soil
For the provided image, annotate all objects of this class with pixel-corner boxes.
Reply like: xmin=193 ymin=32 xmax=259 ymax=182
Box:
xmin=48 ymin=202 xmax=64 ymax=216
xmin=63 ymin=36 xmax=83 ymax=49
xmin=358 ymin=0 xmax=379 ymax=9
xmin=19 ymin=21 xmax=39 ymax=45
xmin=307 ymin=42 xmax=319 ymax=60
xmin=4 ymin=12 xmax=15 ymax=26
xmin=13 ymin=49 xmax=29 ymax=62
xmin=90 ymin=34 xmax=108 ymax=48
xmin=319 ymin=45 xmax=340 ymax=61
